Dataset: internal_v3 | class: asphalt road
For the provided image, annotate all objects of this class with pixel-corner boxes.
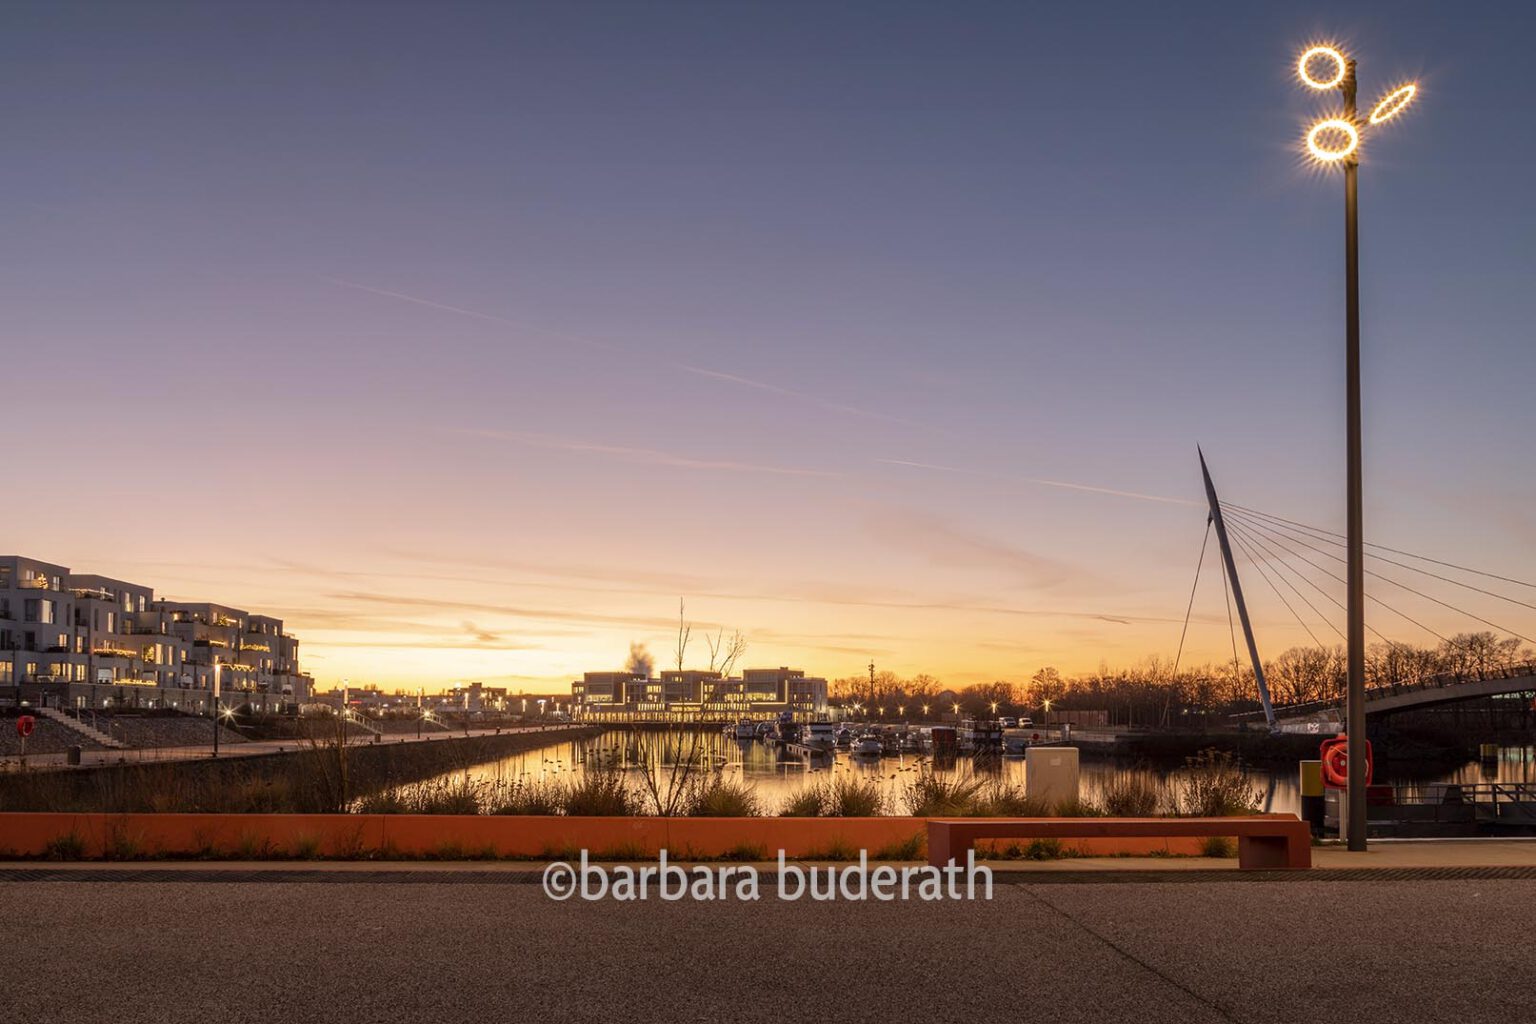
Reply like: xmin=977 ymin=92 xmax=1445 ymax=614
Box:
xmin=4 ymin=876 xmax=1532 ymax=1023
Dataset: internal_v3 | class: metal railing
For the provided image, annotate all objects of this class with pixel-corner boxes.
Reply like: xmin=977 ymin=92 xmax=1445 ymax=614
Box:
xmin=1240 ymin=661 xmax=1536 ymax=720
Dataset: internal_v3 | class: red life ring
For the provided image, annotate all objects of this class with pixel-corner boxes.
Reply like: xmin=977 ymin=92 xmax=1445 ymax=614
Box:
xmin=16 ymin=715 xmax=36 ymax=739
xmin=1320 ymin=734 xmax=1372 ymax=788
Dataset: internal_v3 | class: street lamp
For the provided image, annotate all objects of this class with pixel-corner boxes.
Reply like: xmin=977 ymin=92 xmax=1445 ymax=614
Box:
xmin=1293 ymin=42 xmax=1419 ymax=853
xmin=211 ymin=657 xmax=222 ymax=758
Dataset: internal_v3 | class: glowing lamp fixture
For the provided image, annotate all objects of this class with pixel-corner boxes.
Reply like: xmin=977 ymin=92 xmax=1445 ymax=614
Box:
xmin=1294 ymin=43 xmax=1419 ymax=166
xmin=1298 ymin=46 xmax=1347 ymax=89
xmin=1368 ymin=83 xmax=1417 ymax=124
xmin=1306 ymin=119 xmax=1359 ymax=162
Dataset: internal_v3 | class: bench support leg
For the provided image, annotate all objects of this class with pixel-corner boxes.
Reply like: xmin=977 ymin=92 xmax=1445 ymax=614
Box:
xmin=1238 ymin=832 xmax=1310 ymax=870
xmin=926 ymin=825 xmax=966 ymax=869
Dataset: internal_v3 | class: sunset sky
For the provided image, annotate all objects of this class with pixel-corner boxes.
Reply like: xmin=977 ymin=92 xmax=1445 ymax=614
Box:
xmin=5 ymin=2 xmax=1534 ymax=692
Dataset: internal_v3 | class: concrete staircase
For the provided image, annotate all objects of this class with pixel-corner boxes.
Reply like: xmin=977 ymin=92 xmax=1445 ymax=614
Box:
xmin=35 ymin=706 xmax=130 ymax=750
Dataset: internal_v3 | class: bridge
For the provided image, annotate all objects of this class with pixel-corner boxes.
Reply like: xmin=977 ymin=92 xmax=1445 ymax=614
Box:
xmin=1234 ymin=663 xmax=1536 ymax=725
xmin=1188 ymin=453 xmax=1536 ymax=731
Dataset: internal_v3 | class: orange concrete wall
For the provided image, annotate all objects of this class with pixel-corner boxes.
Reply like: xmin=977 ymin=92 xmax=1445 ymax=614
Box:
xmin=0 ymin=812 xmax=1213 ymax=860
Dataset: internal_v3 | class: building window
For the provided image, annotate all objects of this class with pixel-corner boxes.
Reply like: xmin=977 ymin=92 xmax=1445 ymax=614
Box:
xmin=24 ymin=599 xmax=55 ymax=625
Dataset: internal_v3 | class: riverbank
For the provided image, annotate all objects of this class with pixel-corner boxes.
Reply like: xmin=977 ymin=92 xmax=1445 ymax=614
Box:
xmin=0 ymin=725 xmax=598 ymax=813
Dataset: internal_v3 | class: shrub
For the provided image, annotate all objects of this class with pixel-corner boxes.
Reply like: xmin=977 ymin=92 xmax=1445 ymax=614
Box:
xmin=1201 ymin=835 xmax=1236 ymax=858
xmin=1097 ymin=772 xmax=1163 ymax=817
xmin=821 ymin=773 xmax=886 ymax=817
xmin=102 ymin=826 xmax=146 ymax=861
xmin=780 ymin=786 xmax=827 ymax=817
xmin=486 ymin=777 xmax=564 ymax=816
xmin=43 ymin=831 xmax=86 ymax=861
xmin=687 ymin=777 xmax=761 ymax=817
xmin=1171 ymin=749 xmax=1260 ymax=817
xmin=562 ymin=766 xmax=639 ymax=816
xmin=1052 ymin=796 xmax=1107 ymax=817
xmin=801 ymin=839 xmax=858 ymax=861
xmin=974 ymin=781 xmax=1049 ymax=817
xmin=1024 ymin=837 xmax=1069 ymax=860
xmin=355 ymin=776 xmax=484 ymax=815
xmin=291 ymin=833 xmax=323 ymax=860
xmin=901 ymin=772 xmax=984 ymax=816
xmin=874 ymin=833 xmax=925 ymax=860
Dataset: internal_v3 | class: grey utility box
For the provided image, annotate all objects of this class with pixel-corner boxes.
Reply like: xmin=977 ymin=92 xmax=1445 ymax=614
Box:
xmin=1025 ymin=746 xmax=1080 ymax=810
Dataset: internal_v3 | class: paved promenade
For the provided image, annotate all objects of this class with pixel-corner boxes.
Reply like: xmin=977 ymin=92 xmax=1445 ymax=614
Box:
xmin=3 ymin=861 xmax=1533 ymax=1023
xmin=3 ymin=722 xmax=579 ymax=771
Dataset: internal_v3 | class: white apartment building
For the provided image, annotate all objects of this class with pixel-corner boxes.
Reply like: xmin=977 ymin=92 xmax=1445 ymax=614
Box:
xmin=572 ymin=666 xmax=829 ymax=721
xmin=1 ymin=554 xmax=312 ymax=712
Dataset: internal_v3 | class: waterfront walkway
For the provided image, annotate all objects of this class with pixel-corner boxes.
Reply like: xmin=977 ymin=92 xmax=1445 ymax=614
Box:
xmin=1 ymin=722 xmax=581 ymax=772
xmin=2 ymin=862 xmax=1530 ymax=1023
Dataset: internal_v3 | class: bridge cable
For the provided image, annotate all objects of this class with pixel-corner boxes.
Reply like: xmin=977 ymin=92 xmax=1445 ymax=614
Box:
xmin=1223 ymin=518 xmax=1347 ymax=644
xmin=1223 ymin=507 xmax=1535 ymax=646
xmin=1223 ymin=501 xmax=1536 ymax=592
xmin=1224 ymin=519 xmax=1326 ymax=648
xmin=1171 ymin=519 xmax=1212 ymax=679
xmin=1223 ymin=516 xmax=1359 ymax=625
xmin=1223 ymin=515 xmax=1425 ymax=644
xmin=1220 ymin=544 xmax=1243 ymax=686
xmin=1222 ymin=503 xmax=1536 ymax=614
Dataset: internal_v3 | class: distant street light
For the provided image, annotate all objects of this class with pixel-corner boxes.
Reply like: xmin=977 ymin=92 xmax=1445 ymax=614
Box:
xmin=1294 ymin=41 xmax=1420 ymax=854
xmin=211 ymin=658 xmax=222 ymax=757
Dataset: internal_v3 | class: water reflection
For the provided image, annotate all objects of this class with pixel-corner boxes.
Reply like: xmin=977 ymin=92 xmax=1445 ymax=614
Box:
xmin=425 ymin=729 xmax=1536 ymax=818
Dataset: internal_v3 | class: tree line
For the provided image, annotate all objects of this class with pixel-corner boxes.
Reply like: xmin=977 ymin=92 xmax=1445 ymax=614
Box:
xmin=831 ymin=633 xmax=1534 ymax=726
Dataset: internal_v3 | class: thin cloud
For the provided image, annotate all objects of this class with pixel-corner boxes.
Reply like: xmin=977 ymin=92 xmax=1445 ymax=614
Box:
xmin=876 ymin=458 xmax=1197 ymax=506
xmin=864 ymin=508 xmax=1084 ymax=591
xmin=679 ymin=364 xmax=925 ymax=428
xmin=325 ymin=277 xmax=907 ymax=425
xmin=459 ymin=428 xmax=840 ymax=479
xmin=377 ymin=549 xmax=1204 ymax=627
xmin=323 ymin=277 xmax=619 ymax=354
xmin=328 ymin=591 xmax=700 ymax=632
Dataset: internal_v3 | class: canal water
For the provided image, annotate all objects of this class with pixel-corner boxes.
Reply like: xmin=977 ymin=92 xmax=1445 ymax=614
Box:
xmin=420 ymin=729 xmax=1536 ymax=817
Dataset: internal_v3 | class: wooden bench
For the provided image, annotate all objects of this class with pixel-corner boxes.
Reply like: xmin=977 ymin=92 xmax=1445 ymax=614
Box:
xmin=927 ymin=814 xmax=1311 ymax=871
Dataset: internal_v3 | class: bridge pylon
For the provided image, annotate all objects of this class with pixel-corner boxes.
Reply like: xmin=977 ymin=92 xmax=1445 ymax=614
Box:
xmin=1198 ymin=448 xmax=1278 ymax=732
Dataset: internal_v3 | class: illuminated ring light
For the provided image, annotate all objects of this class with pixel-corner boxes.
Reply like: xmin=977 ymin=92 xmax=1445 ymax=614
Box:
xmin=1306 ymin=119 xmax=1359 ymax=162
xmin=1369 ymin=83 xmax=1418 ymax=124
xmin=1298 ymin=45 xmax=1347 ymax=89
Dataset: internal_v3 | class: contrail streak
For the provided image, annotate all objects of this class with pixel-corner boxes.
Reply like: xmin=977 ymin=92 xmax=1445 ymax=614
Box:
xmin=877 ymin=458 xmax=1198 ymax=506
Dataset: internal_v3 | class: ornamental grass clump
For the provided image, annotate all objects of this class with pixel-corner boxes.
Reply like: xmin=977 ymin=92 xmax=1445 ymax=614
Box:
xmin=561 ymin=765 xmax=641 ymax=816
xmin=1096 ymin=771 xmax=1165 ymax=817
xmin=686 ymin=776 xmax=762 ymax=817
xmin=485 ymin=776 xmax=565 ymax=816
xmin=1170 ymin=749 xmax=1261 ymax=817
xmin=901 ymin=771 xmax=985 ymax=816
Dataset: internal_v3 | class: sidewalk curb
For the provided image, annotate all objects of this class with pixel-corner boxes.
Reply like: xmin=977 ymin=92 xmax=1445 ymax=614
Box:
xmin=4 ymin=865 xmax=1535 ymax=884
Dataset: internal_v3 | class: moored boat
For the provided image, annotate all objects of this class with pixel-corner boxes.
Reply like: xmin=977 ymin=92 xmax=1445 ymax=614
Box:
xmin=850 ymin=732 xmax=883 ymax=758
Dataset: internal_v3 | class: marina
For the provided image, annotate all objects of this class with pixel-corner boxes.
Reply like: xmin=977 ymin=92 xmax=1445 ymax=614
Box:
xmin=413 ymin=726 xmax=1536 ymax=825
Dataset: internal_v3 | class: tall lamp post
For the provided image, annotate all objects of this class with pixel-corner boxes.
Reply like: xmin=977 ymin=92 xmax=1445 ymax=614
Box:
xmin=1294 ymin=44 xmax=1419 ymax=852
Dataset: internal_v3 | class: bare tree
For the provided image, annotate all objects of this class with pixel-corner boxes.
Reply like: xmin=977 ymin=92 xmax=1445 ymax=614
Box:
xmin=673 ymin=598 xmax=692 ymax=672
xmin=705 ymin=628 xmax=748 ymax=677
